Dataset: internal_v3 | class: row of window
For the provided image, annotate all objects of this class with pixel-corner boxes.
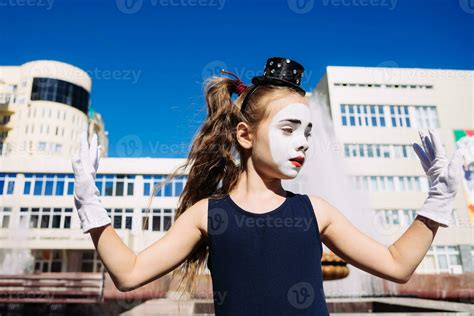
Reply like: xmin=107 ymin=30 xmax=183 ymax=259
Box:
xmin=102 ymin=208 xmax=175 ymax=232
xmin=340 ymin=104 xmax=439 ymax=129
xmin=1 ymin=205 xmax=175 ymax=232
xmin=417 ymin=245 xmax=464 ymax=274
xmin=143 ymin=175 xmax=186 ymax=197
xmin=37 ymin=142 xmax=63 ymax=153
xmin=31 ymin=250 xmax=103 ymax=273
xmin=24 ymin=104 xmax=80 ymax=122
xmin=344 ymin=143 xmax=418 ymax=159
xmin=4 ymin=173 xmax=188 ymax=197
xmin=96 ymin=175 xmax=135 ymax=197
xmin=23 ymin=173 xmax=75 ymax=196
xmin=352 ymin=175 xmax=429 ymax=192
xmin=19 ymin=207 xmax=73 ymax=229
xmin=375 ymin=208 xmax=457 ymax=227
xmin=25 ymin=123 xmax=67 ymax=137
xmin=334 ymin=82 xmax=433 ymax=89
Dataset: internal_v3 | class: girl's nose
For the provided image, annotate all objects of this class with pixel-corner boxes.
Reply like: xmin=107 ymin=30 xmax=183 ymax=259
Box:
xmin=297 ymin=136 xmax=309 ymax=152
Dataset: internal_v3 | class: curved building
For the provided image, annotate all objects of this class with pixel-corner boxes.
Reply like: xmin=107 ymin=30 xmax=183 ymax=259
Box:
xmin=0 ymin=60 xmax=106 ymax=158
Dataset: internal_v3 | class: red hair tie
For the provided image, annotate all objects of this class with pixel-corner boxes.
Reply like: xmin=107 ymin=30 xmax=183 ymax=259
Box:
xmin=221 ymin=69 xmax=247 ymax=95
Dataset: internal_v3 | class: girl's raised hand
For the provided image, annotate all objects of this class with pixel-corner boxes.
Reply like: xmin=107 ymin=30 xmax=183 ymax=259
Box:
xmin=71 ymin=131 xmax=111 ymax=233
xmin=412 ymin=129 xmax=465 ymax=227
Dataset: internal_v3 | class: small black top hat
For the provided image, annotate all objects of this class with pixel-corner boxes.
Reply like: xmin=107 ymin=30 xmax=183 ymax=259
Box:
xmin=251 ymin=57 xmax=305 ymax=95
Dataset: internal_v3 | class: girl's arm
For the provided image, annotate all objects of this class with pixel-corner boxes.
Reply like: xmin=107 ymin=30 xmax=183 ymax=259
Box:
xmin=311 ymin=129 xmax=465 ymax=284
xmin=90 ymin=198 xmax=208 ymax=292
xmin=312 ymin=195 xmax=438 ymax=284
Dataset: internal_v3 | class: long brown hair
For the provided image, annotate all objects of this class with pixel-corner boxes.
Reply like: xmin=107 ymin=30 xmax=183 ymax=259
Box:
xmin=145 ymin=74 xmax=304 ymax=302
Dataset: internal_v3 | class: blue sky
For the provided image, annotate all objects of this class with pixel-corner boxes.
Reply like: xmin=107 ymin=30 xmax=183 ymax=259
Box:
xmin=1 ymin=0 xmax=472 ymax=157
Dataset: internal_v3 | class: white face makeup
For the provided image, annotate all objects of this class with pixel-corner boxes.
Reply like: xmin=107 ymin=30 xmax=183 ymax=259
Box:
xmin=268 ymin=102 xmax=312 ymax=178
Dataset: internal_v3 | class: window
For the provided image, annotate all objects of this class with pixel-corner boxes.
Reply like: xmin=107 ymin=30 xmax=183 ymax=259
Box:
xmin=389 ymin=105 xmax=411 ymax=128
xmin=340 ymin=104 xmax=385 ymax=127
xmin=0 ymin=173 xmax=16 ymax=195
xmin=141 ymin=208 xmax=174 ymax=232
xmin=106 ymin=208 xmax=133 ymax=230
xmin=417 ymin=245 xmax=463 ymax=274
xmin=0 ymin=207 xmax=12 ymax=228
xmin=413 ymin=106 xmax=439 ymax=129
xmin=23 ymin=174 xmax=74 ymax=196
xmin=81 ymin=250 xmax=104 ymax=273
xmin=353 ymin=176 xmax=425 ymax=192
xmin=143 ymin=175 xmax=187 ymax=197
xmin=32 ymin=250 xmax=63 ymax=273
xmin=96 ymin=175 xmax=135 ymax=196
xmin=19 ymin=207 xmax=72 ymax=229
xmin=31 ymin=78 xmax=90 ymax=115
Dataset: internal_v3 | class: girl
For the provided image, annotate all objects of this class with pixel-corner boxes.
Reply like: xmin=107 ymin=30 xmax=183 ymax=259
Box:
xmin=72 ymin=57 xmax=465 ymax=315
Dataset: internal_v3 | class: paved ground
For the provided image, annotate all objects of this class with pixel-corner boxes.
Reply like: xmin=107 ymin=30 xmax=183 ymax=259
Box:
xmin=120 ymin=297 xmax=474 ymax=315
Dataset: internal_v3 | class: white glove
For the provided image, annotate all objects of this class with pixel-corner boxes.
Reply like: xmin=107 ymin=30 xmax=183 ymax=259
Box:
xmin=412 ymin=129 xmax=465 ymax=227
xmin=71 ymin=131 xmax=111 ymax=234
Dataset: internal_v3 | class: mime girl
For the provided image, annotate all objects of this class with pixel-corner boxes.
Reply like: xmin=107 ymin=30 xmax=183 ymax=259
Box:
xmin=72 ymin=57 xmax=465 ymax=315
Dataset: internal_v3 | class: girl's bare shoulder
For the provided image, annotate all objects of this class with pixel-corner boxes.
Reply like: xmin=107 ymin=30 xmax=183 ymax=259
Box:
xmin=183 ymin=198 xmax=209 ymax=237
xmin=307 ymin=195 xmax=332 ymax=235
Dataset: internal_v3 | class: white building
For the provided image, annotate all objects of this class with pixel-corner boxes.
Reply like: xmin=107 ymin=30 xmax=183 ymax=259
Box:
xmin=315 ymin=66 xmax=474 ymax=274
xmin=0 ymin=60 xmax=108 ymax=158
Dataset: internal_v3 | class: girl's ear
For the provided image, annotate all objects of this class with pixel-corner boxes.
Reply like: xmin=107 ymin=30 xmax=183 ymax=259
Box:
xmin=236 ymin=122 xmax=254 ymax=150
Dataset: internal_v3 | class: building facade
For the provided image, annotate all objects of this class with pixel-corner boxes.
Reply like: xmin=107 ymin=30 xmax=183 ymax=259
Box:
xmin=0 ymin=60 xmax=108 ymax=158
xmin=0 ymin=156 xmax=187 ymax=274
xmin=314 ymin=66 xmax=474 ymax=275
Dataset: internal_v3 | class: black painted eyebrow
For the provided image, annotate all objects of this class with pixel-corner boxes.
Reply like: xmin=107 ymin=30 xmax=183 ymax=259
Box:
xmin=279 ymin=119 xmax=312 ymax=128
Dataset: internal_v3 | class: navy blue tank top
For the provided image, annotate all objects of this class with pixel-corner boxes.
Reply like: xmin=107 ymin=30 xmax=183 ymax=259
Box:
xmin=207 ymin=190 xmax=329 ymax=315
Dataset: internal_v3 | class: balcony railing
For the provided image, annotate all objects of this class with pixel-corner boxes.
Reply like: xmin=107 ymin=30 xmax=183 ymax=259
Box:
xmin=0 ymin=272 xmax=104 ymax=304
